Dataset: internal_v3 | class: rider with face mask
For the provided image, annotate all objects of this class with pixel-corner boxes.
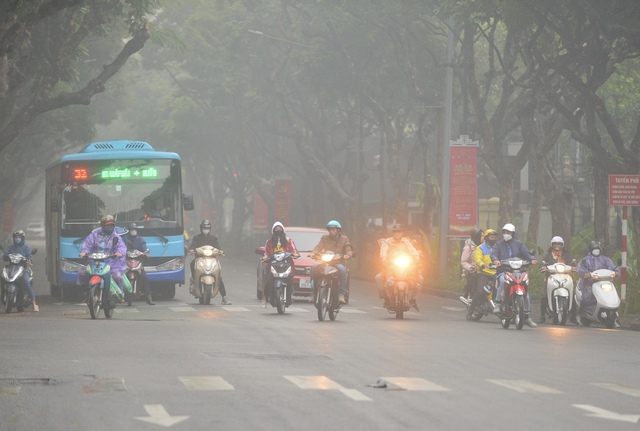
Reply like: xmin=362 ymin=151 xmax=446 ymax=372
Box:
xmin=260 ymin=221 xmax=300 ymax=308
xmin=311 ymin=220 xmax=354 ymax=304
xmin=538 ymin=236 xmax=576 ymax=324
xmin=375 ymin=224 xmax=422 ymax=310
xmin=460 ymin=227 xmax=484 ymax=300
xmin=188 ymin=219 xmax=231 ymax=305
xmin=3 ymin=229 xmax=38 ymax=312
xmin=125 ymin=223 xmax=154 ymax=305
xmin=78 ymin=215 xmax=127 ymax=299
xmin=465 ymin=229 xmax=498 ymax=319
xmin=491 ymin=223 xmax=538 ymax=328
xmin=576 ymin=241 xmax=619 ymax=317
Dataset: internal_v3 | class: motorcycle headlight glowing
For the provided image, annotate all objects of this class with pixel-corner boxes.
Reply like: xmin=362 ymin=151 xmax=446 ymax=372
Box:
xmin=600 ymin=283 xmax=614 ymax=292
xmin=393 ymin=256 xmax=410 ymax=268
xmin=60 ymin=258 xmax=85 ymax=272
xmin=509 ymin=260 xmax=523 ymax=269
xmin=322 ymin=253 xmax=334 ymax=262
xmin=157 ymin=257 xmax=185 ymax=271
xmin=556 ymin=264 xmax=566 ymax=273
xmin=202 ymin=249 xmax=213 ymax=257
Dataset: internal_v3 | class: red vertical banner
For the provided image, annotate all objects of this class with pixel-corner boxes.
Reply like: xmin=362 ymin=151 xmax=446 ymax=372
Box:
xmin=253 ymin=191 xmax=269 ymax=232
xmin=449 ymin=136 xmax=478 ymax=237
xmin=274 ymin=178 xmax=291 ymax=226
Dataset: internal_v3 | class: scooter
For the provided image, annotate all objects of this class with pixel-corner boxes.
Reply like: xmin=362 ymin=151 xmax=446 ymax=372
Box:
xmin=125 ymin=249 xmax=149 ymax=306
xmin=575 ymin=268 xmax=620 ymax=329
xmin=191 ymin=245 xmax=223 ymax=305
xmin=262 ymin=250 xmax=296 ymax=314
xmin=460 ymin=269 xmax=497 ymax=322
xmin=541 ymin=261 xmax=576 ymax=325
xmin=1 ymin=248 xmax=37 ymax=313
xmin=311 ymin=252 xmax=350 ymax=321
xmin=382 ymin=253 xmax=419 ymax=319
xmin=497 ymin=258 xmax=531 ymax=330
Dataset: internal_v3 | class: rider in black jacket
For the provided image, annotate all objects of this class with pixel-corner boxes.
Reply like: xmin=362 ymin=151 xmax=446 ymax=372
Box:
xmin=188 ymin=220 xmax=231 ymax=305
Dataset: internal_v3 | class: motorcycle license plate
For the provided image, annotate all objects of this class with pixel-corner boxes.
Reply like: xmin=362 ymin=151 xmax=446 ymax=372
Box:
xmin=299 ymin=277 xmax=311 ymax=289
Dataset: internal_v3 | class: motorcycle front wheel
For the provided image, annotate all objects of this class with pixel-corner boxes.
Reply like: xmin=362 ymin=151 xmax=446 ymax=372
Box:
xmin=316 ymin=286 xmax=327 ymax=321
xmin=5 ymin=292 xmax=15 ymax=314
xmin=328 ymin=285 xmax=338 ymax=321
xmin=603 ymin=310 xmax=616 ymax=329
xmin=553 ymin=296 xmax=568 ymax=325
xmin=127 ymin=278 xmax=136 ymax=307
xmin=514 ymin=296 xmax=525 ymax=330
xmin=395 ymin=293 xmax=405 ymax=320
xmin=203 ymin=284 xmax=212 ymax=305
xmin=88 ymin=285 xmax=100 ymax=319
xmin=16 ymin=288 xmax=24 ymax=313
xmin=276 ymin=287 xmax=286 ymax=314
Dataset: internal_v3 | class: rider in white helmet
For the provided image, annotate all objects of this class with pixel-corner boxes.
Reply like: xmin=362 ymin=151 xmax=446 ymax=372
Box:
xmin=490 ymin=223 xmax=538 ymax=327
xmin=538 ymin=236 xmax=577 ymax=324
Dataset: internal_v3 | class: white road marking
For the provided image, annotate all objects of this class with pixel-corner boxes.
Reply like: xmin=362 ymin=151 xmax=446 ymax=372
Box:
xmin=592 ymin=383 xmax=640 ymax=397
xmin=487 ymin=379 xmax=562 ymax=393
xmin=136 ymin=404 xmax=190 ymax=427
xmin=221 ymin=306 xmax=250 ymax=312
xmin=114 ymin=308 xmax=139 ymax=313
xmin=84 ymin=377 xmax=127 ymax=393
xmin=382 ymin=377 xmax=450 ymax=391
xmin=179 ymin=376 xmax=234 ymax=391
xmin=337 ymin=308 xmax=367 ymax=314
xmin=573 ymin=404 xmax=640 ymax=423
xmin=284 ymin=375 xmax=371 ymax=401
xmin=442 ymin=306 xmax=466 ymax=312
xmin=169 ymin=307 xmax=196 ymax=312
xmin=286 ymin=307 xmax=310 ymax=312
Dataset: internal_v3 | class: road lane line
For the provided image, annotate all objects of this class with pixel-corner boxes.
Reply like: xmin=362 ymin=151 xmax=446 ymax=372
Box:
xmin=487 ymin=379 xmax=562 ymax=393
xmin=170 ymin=306 xmax=196 ymax=312
xmin=592 ymin=383 xmax=640 ymax=397
xmin=382 ymin=377 xmax=450 ymax=391
xmin=179 ymin=376 xmax=234 ymax=391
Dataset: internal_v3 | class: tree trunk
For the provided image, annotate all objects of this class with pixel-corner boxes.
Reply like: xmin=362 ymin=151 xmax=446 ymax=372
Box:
xmin=593 ymin=165 xmax=610 ymax=251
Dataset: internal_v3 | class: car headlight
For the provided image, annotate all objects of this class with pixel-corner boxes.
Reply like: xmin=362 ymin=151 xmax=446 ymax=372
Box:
xmin=157 ymin=258 xmax=184 ymax=271
xmin=60 ymin=258 xmax=85 ymax=272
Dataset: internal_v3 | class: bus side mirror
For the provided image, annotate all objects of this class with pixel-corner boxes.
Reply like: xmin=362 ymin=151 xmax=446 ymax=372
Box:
xmin=183 ymin=193 xmax=194 ymax=211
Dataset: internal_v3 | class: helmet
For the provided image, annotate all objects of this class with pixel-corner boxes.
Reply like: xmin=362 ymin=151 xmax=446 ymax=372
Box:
xmin=502 ymin=223 xmax=516 ymax=233
xmin=100 ymin=215 xmax=115 ymax=226
xmin=12 ymin=229 xmax=25 ymax=245
xmin=589 ymin=240 xmax=602 ymax=252
xmin=272 ymin=221 xmax=285 ymax=234
xmin=128 ymin=222 xmax=137 ymax=230
xmin=200 ymin=220 xmax=211 ymax=231
xmin=392 ymin=223 xmax=404 ymax=232
xmin=484 ymin=229 xmax=497 ymax=239
xmin=551 ymin=236 xmax=564 ymax=250
xmin=470 ymin=227 xmax=483 ymax=245
xmin=326 ymin=220 xmax=342 ymax=230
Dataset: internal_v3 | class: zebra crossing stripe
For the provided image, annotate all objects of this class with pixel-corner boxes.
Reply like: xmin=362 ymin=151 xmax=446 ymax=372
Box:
xmin=284 ymin=376 xmax=371 ymax=401
xmin=179 ymin=376 xmax=234 ymax=391
xmin=592 ymin=383 xmax=640 ymax=397
xmin=382 ymin=377 xmax=450 ymax=391
xmin=169 ymin=306 xmax=196 ymax=312
xmin=487 ymin=379 xmax=562 ymax=393
xmin=221 ymin=306 xmax=250 ymax=312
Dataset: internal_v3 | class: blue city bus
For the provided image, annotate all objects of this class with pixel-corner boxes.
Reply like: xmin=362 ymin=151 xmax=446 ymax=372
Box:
xmin=45 ymin=140 xmax=194 ymax=300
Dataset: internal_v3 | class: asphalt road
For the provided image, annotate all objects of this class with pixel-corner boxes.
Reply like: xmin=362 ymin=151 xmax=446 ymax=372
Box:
xmin=1 ymin=248 xmax=639 ymax=431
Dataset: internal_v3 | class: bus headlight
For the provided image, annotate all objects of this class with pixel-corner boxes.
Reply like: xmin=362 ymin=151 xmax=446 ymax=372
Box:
xmin=60 ymin=259 xmax=85 ymax=272
xmin=157 ymin=258 xmax=184 ymax=272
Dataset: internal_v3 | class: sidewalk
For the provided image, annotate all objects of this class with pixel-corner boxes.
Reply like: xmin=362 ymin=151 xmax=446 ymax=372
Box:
xmin=422 ymin=286 xmax=640 ymax=331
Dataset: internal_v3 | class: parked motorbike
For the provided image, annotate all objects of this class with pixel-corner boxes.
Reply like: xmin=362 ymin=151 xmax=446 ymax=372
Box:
xmin=541 ymin=260 xmax=576 ymax=325
xmin=262 ymin=251 xmax=296 ymax=314
xmin=125 ymin=249 xmax=149 ymax=306
xmin=497 ymin=258 xmax=531 ymax=330
xmin=1 ymin=248 xmax=37 ymax=313
xmin=191 ymin=245 xmax=223 ymax=305
xmin=82 ymin=255 xmax=123 ymax=320
xmin=382 ymin=253 xmax=419 ymax=319
xmin=311 ymin=252 xmax=350 ymax=321
xmin=575 ymin=268 xmax=620 ymax=328
xmin=460 ymin=269 xmax=497 ymax=322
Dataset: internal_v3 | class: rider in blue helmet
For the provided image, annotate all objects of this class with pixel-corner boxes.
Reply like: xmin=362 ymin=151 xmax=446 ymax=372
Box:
xmin=310 ymin=220 xmax=354 ymax=304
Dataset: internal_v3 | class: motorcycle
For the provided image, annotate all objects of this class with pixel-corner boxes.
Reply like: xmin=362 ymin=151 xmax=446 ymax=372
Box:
xmin=541 ymin=261 xmax=576 ymax=325
xmin=497 ymin=258 xmax=531 ymax=330
xmin=125 ymin=249 xmax=149 ymax=306
xmin=82 ymin=252 xmax=128 ymax=320
xmin=191 ymin=245 xmax=223 ymax=305
xmin=1 ymin=248 xmax=37 ymax=313
xmin=262 ymin=250 xmax=296 ymax=314
xmin=311 ymin=252 xmax=350 ymax=321
xmin=460 ymin=270 xmax=497 ymax=322
xmin=382 ymin=254 xmax=419 ymax=319
xmin=575 ymin=268 xmax=620 ymax=329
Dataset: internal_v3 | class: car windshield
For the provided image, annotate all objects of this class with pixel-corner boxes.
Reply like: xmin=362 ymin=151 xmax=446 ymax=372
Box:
xmin=288 ymin=231 xmax=324 ymax=252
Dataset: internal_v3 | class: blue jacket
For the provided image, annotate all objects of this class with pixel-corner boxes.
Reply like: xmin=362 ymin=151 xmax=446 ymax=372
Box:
xmin=490 ymin=239 xmax=535 ymax=274
xmin=3 ymin=243 xmax=33 ymax=262
xmin=125 ymin=235 xmax=147 ymax=253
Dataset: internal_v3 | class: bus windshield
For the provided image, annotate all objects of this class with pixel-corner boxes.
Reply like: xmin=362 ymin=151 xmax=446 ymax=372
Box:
xmin=61 ymin=159 xmax=182 ymax=235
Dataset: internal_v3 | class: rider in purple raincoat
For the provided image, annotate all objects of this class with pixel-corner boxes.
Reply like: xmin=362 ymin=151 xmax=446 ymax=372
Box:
xmin=77 ymin=215 xmax=127 ymax=295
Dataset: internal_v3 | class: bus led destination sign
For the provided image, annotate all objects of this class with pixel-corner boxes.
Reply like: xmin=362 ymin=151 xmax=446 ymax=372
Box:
xmin=609 ymin=174 xmax=640 ymax=206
